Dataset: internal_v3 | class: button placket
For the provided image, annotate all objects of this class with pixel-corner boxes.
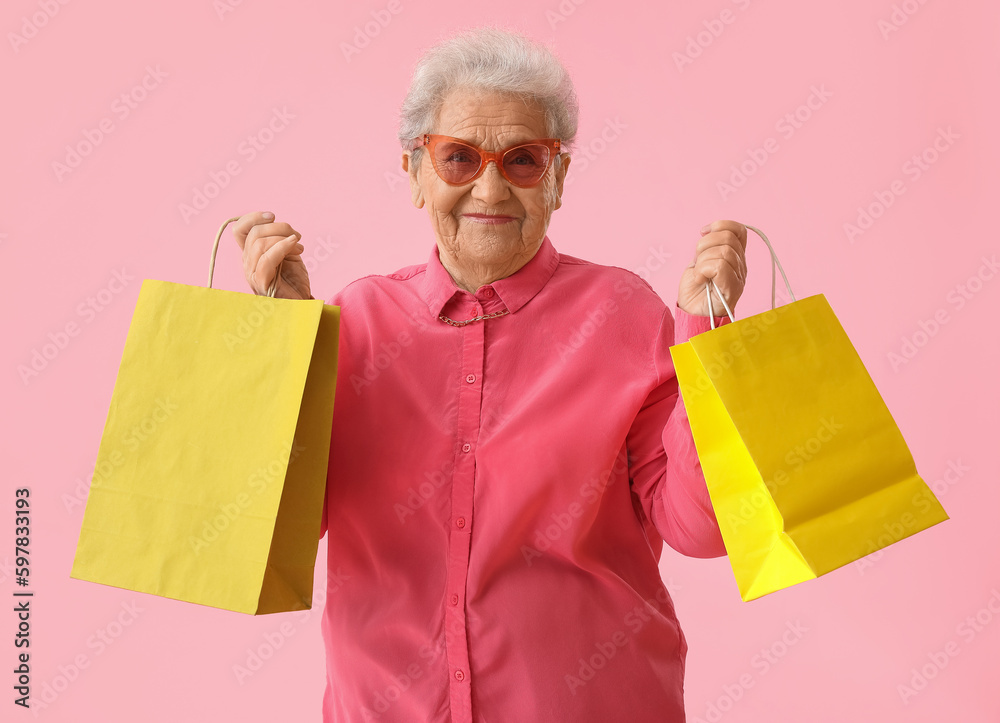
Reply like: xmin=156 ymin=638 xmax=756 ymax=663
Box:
xmin=443 ymin=301 xmax=485 ymax=721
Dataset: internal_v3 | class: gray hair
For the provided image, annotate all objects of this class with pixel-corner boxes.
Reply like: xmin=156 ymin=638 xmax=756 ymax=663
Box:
xmin=398 ymin=27 xmax=579 ymax=164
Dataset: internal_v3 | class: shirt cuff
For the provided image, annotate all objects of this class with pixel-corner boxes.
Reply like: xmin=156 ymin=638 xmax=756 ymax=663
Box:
xmin=673 ymin=304 xmax=730 ymax=345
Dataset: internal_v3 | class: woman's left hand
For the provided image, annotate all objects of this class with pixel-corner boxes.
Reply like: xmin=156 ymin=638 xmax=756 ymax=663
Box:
xmin=677 ymin=220 xmax=748 ymax=317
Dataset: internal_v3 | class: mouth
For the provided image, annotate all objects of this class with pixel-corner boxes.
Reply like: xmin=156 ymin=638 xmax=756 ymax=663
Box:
xmin=463 ymin=213 xmax=516 ymax=225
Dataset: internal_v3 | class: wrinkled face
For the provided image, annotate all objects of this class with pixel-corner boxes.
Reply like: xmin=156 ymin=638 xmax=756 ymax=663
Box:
xmin=403 ymin=89 xmax=571 ymax=286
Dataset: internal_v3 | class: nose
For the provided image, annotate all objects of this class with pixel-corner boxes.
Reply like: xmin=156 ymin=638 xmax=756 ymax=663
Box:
xmin=471 ymin=160 xmax=511 ymax=204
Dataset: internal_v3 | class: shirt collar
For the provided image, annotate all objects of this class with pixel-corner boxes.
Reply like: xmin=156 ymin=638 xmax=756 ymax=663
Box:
xmin=419 ymin=235 xmax=560 ymax=318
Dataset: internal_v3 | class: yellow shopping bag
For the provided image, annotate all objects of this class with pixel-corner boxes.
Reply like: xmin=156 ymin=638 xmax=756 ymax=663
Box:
xmin=669 ymin=226 xmax=948 ymax=602
xmin=70 ymin=217 xmax=339 ymax=614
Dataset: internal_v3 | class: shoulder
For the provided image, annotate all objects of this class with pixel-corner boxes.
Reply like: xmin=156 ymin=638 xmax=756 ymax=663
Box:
xmin=325 ymin=261 xmax=427 ymax=307
xmin=553 ymin=249 xmax=667 ymax=316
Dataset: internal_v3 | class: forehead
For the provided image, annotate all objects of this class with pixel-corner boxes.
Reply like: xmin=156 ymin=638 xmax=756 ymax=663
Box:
xmin=435 ymin=89 xmax=548 ymax=148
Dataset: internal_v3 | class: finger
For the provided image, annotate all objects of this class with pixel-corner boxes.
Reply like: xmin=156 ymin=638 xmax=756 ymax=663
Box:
xmin=697 ymin=227 xmax=746 ymax=257
xmin=244 ymin=230 xmax=300 ymax=281
xmin=246 ymin=221 xmax=297 ymax=244
xmin=700 ymin=268 xmax=741 ymax=315
xmin=242 ymin=221 xmax=297 ymax=263
xmin=254 ymin=235 xmax=303 ymax=293
xmin=697 ymin=234 xmax=747 ymax=280
xmin=232 ymin=211 xmax=276 ymax=250
xmin=700 ymin=220 xmax=748 ymax=250
xmin=693 ymin=253 xmax=745 ymax=289
xmin=245 ymin=234 xmax=297 ymax=292
xmin=699 ymin=219 xmax=747 ymax=245
xmin=250 ymin=233 xmax=302 ymax=277
xmin=695 ymin=243 xmax=746 ymax=281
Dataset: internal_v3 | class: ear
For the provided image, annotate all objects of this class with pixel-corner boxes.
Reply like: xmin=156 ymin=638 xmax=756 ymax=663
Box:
xmin=553 ymin=153 xmax=571 ymax=211
xmin=402 ymin=152 xmax=425 ymax=209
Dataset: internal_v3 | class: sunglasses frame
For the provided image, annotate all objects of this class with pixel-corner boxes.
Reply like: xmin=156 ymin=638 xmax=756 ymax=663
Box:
xmin=404 ymin=134 xmax=562 ymax=188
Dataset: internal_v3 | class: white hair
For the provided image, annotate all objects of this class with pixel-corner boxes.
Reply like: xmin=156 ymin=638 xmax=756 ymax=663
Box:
xmin=398 ymin=26 xmax=579 ymax=163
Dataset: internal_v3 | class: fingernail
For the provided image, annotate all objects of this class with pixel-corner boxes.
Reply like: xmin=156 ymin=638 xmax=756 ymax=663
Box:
xmin=262 ymin=212 xmax=274 ymax=220
xmin=700 ymin=224 xmax=712 ymax=234
xmin=286 ymin=233 xmax=297 ymax=241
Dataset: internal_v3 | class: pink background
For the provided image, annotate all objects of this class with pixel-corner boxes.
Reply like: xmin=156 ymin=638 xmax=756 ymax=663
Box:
xmin=4 ymin=0 xmax=998 ymax=721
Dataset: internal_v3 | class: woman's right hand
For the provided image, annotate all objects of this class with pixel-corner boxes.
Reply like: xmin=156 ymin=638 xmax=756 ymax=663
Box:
xmin=232 ymin=211 xmax=312 ymax=300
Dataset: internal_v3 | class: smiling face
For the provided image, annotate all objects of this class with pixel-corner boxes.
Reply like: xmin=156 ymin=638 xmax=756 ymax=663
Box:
xmin=403 ymin=89 xmax=570 ymax=293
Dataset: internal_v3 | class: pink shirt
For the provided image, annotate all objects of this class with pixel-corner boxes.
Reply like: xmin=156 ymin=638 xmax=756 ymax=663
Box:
xmin=319 ymin=235 xmax=729 ymax=722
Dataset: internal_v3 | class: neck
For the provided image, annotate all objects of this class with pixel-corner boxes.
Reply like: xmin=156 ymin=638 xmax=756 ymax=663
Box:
xmin=438 ymin=250 xmax=531 ymax=294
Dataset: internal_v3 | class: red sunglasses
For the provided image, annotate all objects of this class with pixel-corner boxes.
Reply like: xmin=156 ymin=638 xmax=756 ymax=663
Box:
xmin=404 ymin=134 xmax=561 ymax=188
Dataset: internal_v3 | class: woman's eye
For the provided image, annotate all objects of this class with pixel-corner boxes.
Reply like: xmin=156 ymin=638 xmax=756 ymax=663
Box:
xmin=507 ymin=150 xmax=539 ymax=166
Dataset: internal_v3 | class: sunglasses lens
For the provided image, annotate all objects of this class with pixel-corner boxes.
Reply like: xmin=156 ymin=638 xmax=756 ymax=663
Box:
xmin=429 ymin=139 xmax=552 ymax=186
xmin=433 ymin=141 xmax=482 ymax=184
xmin=503 ymin=145 xmax=550 ymax=186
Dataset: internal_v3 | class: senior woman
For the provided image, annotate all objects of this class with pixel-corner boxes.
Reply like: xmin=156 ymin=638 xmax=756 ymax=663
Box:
xmin=234 ymin=28 xmax=747 ymax=723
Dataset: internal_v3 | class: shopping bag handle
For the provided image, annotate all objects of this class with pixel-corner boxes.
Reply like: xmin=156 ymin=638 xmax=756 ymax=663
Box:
xmin=207 ymin=216 xmax=282 ymax=297
xmin=706 ymin=224 xmax=796 ymax=329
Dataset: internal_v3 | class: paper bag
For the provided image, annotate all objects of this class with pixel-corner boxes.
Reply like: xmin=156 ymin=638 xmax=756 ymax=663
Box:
xmin=71 ymin=217 xmax=339 ymax=614
xmin=669 ymin=226 xmax=947 ymax=601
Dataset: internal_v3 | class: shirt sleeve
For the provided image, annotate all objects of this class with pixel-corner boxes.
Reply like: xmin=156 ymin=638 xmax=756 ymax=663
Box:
xmin=626 ymin=303 xmax=730 ymax=558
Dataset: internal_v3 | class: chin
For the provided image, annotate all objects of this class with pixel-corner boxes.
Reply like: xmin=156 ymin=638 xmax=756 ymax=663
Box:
xmin=461 ymin=235 xmax=519 ymax=264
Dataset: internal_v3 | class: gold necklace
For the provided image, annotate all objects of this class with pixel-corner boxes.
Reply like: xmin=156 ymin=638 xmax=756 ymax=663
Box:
xmin=437 ymin=309 xmax=510 ymax=327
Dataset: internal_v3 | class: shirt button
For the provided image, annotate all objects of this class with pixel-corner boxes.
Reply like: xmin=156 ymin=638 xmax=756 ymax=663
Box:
xmin=455 ymin=670 xmax=465 ymax=682
xmin=466 ymin=374 xmax=476 ymax=384
xmin=462 ymin=443 xmax=471 ymax=453
xmin=456 ymin=517 xmax=466 ymax=529
xmin=450 ymin=594 xmax=459 ymax=605
xmin=483 ymin=288 xmax=494 ymax=298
